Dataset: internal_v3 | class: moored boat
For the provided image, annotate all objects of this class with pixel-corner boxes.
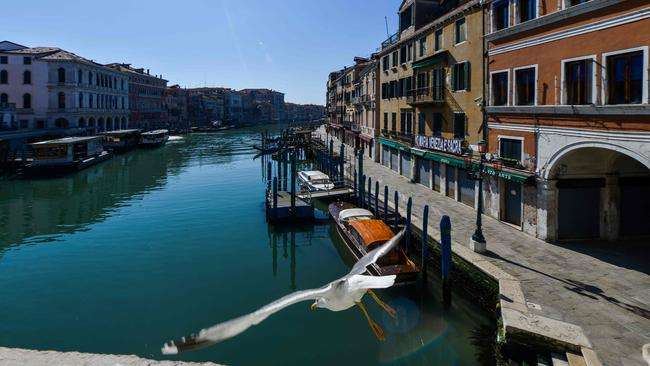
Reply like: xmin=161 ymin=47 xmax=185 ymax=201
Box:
xmin=25 ymin=136 xmax=113 ymax=175
xmin=140 ymin=130 xmax=169 ymax=147
xmin=328 ymin=201 xmax=419 ymax=284
xmin=102 ymin=129 xmax=141 ymax=152
xmin=298 ymin=170 xmax=335 ymax=191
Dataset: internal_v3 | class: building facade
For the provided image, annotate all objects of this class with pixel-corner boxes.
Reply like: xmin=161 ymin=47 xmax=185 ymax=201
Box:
xmin=485 ymin=0 xmax=650 ymax=242
xmin=107 ymin=64 xmax=167 ymax=131
xmin=356 ymin=60 xmax=378 ymax=159
xmin=165 ymin=85 xmax=189 ymax=130
xmin=0 ymin=45 xmax=129 ymax=132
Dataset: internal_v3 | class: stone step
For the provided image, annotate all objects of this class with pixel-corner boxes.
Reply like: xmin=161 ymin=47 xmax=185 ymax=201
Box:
xmin=566 ymin=351 xmax=587 ymax=366
xmin=551 ymin=353 xmax=569 ymax=366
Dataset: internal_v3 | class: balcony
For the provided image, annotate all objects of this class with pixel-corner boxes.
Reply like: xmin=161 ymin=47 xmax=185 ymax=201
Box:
xmin=397 ymin=131 xmax=414 ymax=144
xmin=360 ymin=126 xmax=375 ymax=138
xmin=406 ymin=85 xmax=445 ymax=105
xmin=382 ymin=32 xmax=400 ymax=49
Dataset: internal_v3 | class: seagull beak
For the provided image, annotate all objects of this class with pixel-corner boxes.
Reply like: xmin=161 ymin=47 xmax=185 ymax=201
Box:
xmin=311 ymin=303 xmax=318 ymax=311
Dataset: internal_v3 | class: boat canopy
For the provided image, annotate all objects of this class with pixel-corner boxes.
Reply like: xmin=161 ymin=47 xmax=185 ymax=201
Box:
xmin=339 ymin=208 xmax=374 ymax=222
xmin=348 ymin=219 xmax=395 ymax=248
xmin=103 ymin=129 xmax=141 ymax=136
xmin=31 ymin=136 xmax=102 ymax=146
xmin=300 ymin=170 xmax=330 ymax=181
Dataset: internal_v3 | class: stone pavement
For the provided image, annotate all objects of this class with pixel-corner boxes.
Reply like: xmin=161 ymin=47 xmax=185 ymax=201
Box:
xmin=0 ymin=347 xmax=223 ymax=366
xmin=321 ymin=130 xmax=650 ymax=366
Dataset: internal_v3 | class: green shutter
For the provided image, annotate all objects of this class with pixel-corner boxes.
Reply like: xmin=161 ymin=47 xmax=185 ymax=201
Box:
xmin=451 ymin=64 xmax=457 ymax=91
xmin=464 ymin=62 xmax=470 ymax=91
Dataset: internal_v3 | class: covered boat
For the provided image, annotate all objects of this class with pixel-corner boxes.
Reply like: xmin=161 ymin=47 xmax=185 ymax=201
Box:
xmin=26 ymin=136 xmax=113 ymax=174
xmin=329 ymin=201 xmax=419 ymax=284
xmin=140 ymin=129 xmax=169 ymax=147
xmin=102 ymin=129 xmax=141 ymax=152
xmin=298 ymin=170 xmax=335 ymax=191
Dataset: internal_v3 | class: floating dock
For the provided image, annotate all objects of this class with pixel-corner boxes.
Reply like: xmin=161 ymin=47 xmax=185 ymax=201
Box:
xmin=266 ymin=190 xmax=314 ymax=222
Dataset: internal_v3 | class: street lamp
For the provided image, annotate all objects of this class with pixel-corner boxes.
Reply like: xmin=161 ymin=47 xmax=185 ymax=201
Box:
xmin=469 ymin=139 xmax=487 ymax=253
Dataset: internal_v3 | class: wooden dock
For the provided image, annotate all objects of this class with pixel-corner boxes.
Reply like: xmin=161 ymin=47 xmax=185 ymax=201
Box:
xmin=266 ymin=191 xmax=314 ymax=222
xmin=296 ymin=187 xmax=354 ymax=201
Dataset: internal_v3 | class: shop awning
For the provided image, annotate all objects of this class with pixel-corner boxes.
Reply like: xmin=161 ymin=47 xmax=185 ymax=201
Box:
xmin=412 ymin=52 xmax=448 ymax=70
xmin=378 ymin=137 xmax=410 ymax=152
xmin=481 ymin=166 xmax=533 ymax=183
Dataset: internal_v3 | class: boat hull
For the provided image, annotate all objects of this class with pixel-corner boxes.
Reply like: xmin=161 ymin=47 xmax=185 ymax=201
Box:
xmin=24 ymin=151 xmax=113 ymax=176
xmin=328 ymin=201 xmax=419 ymax=284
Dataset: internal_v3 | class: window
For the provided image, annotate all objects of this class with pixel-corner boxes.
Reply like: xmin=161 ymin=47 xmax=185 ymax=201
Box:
xmin=400 ymin=5 xmax=413 ymax=32
xmin=381 ymin=83 xmax=387 ymax=99
xmin=78 ymin=69 xmax=83 ymax=84
xmin=419 ymin=37 xmax=426 ymax=57
xmin=23 ymin=93 xmax=31 ymax=109
xmin=89 ymin=71 xmax=93 ymax=85
xmin=407 ymin=43 xmax=413 ymax=62
xmin=389 ymin=80 xmax=397 ymax=98
xmin=500 ymin=138 xmax=522 ymax=162
xmin=434 ymin=29 xmax=443 ymax=51
xmin=89 ymin=93 xmax=93 ymax=108
xmin=606 ymin=50 xmax=644 ymax=105
xmin=452 ymin=62 xmax=470 ymax=92
xmin=383 ymin=112 xmax=388 ymax=130
xmin=392 ymin=51 xmax=398 ymax=68
xmin=58 ymin=92 xmax=66 ymax=109
xmin=418 ymin=112 xmax=426 ymax=134
xmin=0 ymin=93 xmax=7 ymax=103
xmin=566 ymin=0 xmax=590 ymax=7
xmin=382 ymin=55 xmax=389 ymax=71
xmin=0 ymin=56 xmax=7 ymax=64
xmin=432 ymin=67 xmax=445 ymax=100
xmin=0 ymin=70 xmax=7 ymax=84
xmin=564 ymin=59 xmax=593 ymax=105
xmin=514 ymin=66 xmax=536 ymax=105
xmin=57 ymin=68 xmax=66 ymax=83
xmin=453 ymin=113 xmax=466 ymax=139
xmin=400 ymin=46 xmax=407 ymax=65
xmin=518 ymin=0 xmax=536 ymax=23
xmin=23 ymin=70 xmax=31 ymax=84
xmin=400 ymin=111 xmax=406 ymax=132
xmin=432 ymin=113 xmax=443 ymax=136
xmin=391 ymin=112 xmax=397 ymax=131
xmin=491 ymin=71 xmax=509 ymax=106
xmin=455 ymin=18 xmax=466 ymax=44
xmin=79 ymin=92 xmax=84 ymax=108
xmin=121 ymin=79 xmax=125 ymax=90
xmin=405 ymin=112 xmax=413 ymax=134
xmin=23 ymin=57 xmax=31 ymax=65
xmin=493 ymin=1 xmax=509 ymax=31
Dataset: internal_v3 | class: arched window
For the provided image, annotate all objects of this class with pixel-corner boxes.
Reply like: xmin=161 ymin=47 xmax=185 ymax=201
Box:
xmin=58 ymin=92 xmax=66 ymax=109
xmin=0 ymin=70 xmax=7 ymax=84
xmin=79 ymin=92 xmax=83 ymax=108
xmin=78 ymin=69 xmax=82 ymax=84
xmin=113 ymin=77 xmax=117 ymax=89
xmin=0 ymin=93 xmax=7 ymax=103
xmin=121 ymin=79 xmax=124 ymax=90
xmin=57 ymin=68 xmax=66 ymax=83
xmin=89 ymin=93 xmax=93 ymax=108
xmin=23 ymin=93 xmax=31 ymax=109
xmin=108 ymin=77 xmax=112 ymax=89
xmin=88 ymin=71 xmax=93 ymax=85
xmin=23 ymin=70 xmax=31 ymax=84
xmin=95 ymin=73 xmax=99 ymax=86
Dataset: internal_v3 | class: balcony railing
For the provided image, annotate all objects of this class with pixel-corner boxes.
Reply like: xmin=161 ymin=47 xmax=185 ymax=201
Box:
xmin=382 ymin=32 xmax=400 ymax=49
xmin=397 ymin=131 xmax=414 ymax=143
xmin=406 ymin=85 xmax=445 ymax=105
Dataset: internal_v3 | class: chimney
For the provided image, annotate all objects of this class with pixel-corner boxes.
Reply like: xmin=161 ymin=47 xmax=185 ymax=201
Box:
xmin=147 ymin=69 xmax=150 ymax=75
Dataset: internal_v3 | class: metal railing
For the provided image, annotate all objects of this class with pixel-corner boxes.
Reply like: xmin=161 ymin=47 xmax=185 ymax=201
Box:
xmin=406 ymin=85 xmax=445 ymax=104
xmin=382 ymin=32 xmax=400 ymax=49
xmin=397 ymin=131 xmax=414 ymax=143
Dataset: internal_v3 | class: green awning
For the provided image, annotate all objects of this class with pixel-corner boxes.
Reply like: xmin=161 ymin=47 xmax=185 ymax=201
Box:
xmin=412 ymin=53 xmax=447 ymax=70
xmin=378 ymin=137 xmax=410 ymax=152
xmin=481 ymin=166 xmax=532 ymax=183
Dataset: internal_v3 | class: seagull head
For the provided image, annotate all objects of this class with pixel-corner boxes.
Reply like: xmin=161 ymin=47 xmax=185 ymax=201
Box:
xmin=311 ymin=302 xmax=318 ymax=311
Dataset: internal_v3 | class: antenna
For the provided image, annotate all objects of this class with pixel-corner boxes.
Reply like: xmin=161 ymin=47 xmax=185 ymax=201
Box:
xmin=385 ymin=16 xmax=390 ymax=38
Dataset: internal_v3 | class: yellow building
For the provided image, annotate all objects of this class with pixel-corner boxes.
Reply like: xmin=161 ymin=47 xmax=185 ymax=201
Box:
xmin=377 ymin=0 xmax=485 ymax=209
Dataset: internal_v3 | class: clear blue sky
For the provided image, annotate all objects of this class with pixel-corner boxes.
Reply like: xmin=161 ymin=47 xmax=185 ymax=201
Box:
xmin=1 ymin=0 xmax=401 ymax=105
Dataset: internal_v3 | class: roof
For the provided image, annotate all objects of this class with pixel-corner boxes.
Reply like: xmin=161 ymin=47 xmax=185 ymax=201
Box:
xmin=31 ymin=136 xmax=101 ymax=146
xmin=339 ymin=208 xmax=374 ymax=222
xmin=348 ymin=219 xmax=395 ymax=247
xmin=300 ymin=170 xmax=329 ymax=179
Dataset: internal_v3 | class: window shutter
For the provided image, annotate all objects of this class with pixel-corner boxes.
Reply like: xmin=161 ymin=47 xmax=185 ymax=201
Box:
xmin=451 ymin=65 xmax=457 ymax=91
xmin=464 ymin=62 xmax=470 ymax=91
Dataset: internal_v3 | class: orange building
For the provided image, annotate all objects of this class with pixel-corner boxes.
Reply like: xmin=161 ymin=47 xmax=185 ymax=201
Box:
xmin=485 ymin=0 xmax=650 ymax=242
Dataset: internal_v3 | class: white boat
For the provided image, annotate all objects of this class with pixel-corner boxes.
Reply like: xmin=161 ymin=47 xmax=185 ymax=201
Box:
xmin=140 ymin=129 xmax=169 ymax=147
xmin=297 ymin=170 xmax=335 ymax=192
xmin=26 ymin=136 xmax=113 ymax=174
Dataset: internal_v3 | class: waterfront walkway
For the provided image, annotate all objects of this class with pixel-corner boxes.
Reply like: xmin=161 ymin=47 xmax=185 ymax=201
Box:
xmin=321 ymin=129 xmax=650 ymax=366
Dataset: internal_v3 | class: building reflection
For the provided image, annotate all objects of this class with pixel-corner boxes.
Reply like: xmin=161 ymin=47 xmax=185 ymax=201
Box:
xmin=0 ymin=144 xmax=189 ymax=249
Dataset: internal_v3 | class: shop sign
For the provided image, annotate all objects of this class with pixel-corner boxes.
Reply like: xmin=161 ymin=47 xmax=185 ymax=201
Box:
xmin=414 ymin=135 xmax=463 ymax=155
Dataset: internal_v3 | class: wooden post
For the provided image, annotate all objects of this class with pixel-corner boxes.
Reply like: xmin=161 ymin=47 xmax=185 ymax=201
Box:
xmin=358 ymin=148 xmax=364 ymax=206
xmin=394 ymin=190 xmax=399 ymax=232
xmin=290 ymin=150 xmax=296 ymax=215
xmin=360 ymin=175 xmax=366 ymax=208
xmin=367 ymin=177 xmax=372 ymax=211
xmin=374 ymin=181 xmax=379 ymax=217
xmin=282 ymin=151 xmax=288 ymax=191
xmin=267 ymin=161 xmax=272 ymax=191
xmin=383 ymin=185 xmax=389 ymax=224
xmin=272 ymin=177 xmax=278 ymax=220
xmin=406 ymin=197 xmax=412 ymax=254
xmin=329 ymin=139 xmax=334 ymax=177
xmin=422 ymin=205 xmax=429 ymax=281
xmin=339 ymin=144 xmax=345 ymax=185
xmin=441 ymin=215 xmax=452 ymax=308
xmin=353 ymin=169 xmax=357 ymax=201
xmin=277 ymin=155 xmax=282 ymax=191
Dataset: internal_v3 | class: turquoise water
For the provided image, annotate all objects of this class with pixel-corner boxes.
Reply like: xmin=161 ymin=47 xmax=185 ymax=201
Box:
xmin=0 ymin=127 xmax=493 ymax=365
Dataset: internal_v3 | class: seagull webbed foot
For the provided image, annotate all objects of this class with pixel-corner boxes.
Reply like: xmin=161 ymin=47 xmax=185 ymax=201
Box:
xmin=355 ymin=301 xmax=386 ymax=342
xmin=368 ymin=289 xmax=397 ymax=318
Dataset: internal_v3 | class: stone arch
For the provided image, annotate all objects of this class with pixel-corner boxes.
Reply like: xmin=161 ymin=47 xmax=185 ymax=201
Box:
xmin=542 ymin=141 xmax=650 ymax=180
xmin=88 ymin=117 xmax=96 ymax=128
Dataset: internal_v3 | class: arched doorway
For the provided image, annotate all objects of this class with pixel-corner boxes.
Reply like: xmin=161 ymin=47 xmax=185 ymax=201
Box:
xmin=121 ymin=117 xmax=127 ymax=129
xmin=545 ymin=145 xmax=650 ymax=241
xmin=106 ymin=118 xmax=113 ymax=131
xmin=114 ymin=116 xmax=120 ymax=130
xmin=78 ymin=118 xmax=86 ymax=128
xmin=98 ymin=118 xmax=105 ymax=132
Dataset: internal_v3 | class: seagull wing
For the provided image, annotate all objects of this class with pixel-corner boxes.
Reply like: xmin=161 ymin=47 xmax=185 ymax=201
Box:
xmin=162 ymin=282 xmax=335 ymax=354
xmin=346 ymin=229 xmax=406 ymax=277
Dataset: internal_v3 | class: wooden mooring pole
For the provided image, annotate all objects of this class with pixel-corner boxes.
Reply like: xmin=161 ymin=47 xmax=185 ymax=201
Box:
xmin=393 ymin=190 xmax=399 ymax=232
xmin=441 ymin=215 xmax=452 ymax=308
xmin=290 ymin=150 xmax=296 ymax=215
xmin=383 ymin=185 xmax=389 ymax=224
xmin=406 ymin=197 xmax=412 ymax=255
xmin=374 ymin=181 xmax=379 ymax=217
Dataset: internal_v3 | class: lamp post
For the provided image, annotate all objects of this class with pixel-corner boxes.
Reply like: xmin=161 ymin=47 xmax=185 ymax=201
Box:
xmin=468 ymin=140 xmax=487 ymax=253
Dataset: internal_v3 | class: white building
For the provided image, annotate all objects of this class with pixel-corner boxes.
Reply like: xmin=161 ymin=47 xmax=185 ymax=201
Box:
xmin=0 ymin=41 xmax=129 ymax=132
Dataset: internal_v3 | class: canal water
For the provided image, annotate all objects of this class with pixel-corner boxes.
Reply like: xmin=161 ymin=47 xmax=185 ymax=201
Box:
xmin=0 ymin=127 xmax=494 ymax=366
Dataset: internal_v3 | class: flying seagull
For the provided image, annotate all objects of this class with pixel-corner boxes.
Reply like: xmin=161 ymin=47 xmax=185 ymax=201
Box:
xmin=161 ymin=229 xmax=406 ymax=355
